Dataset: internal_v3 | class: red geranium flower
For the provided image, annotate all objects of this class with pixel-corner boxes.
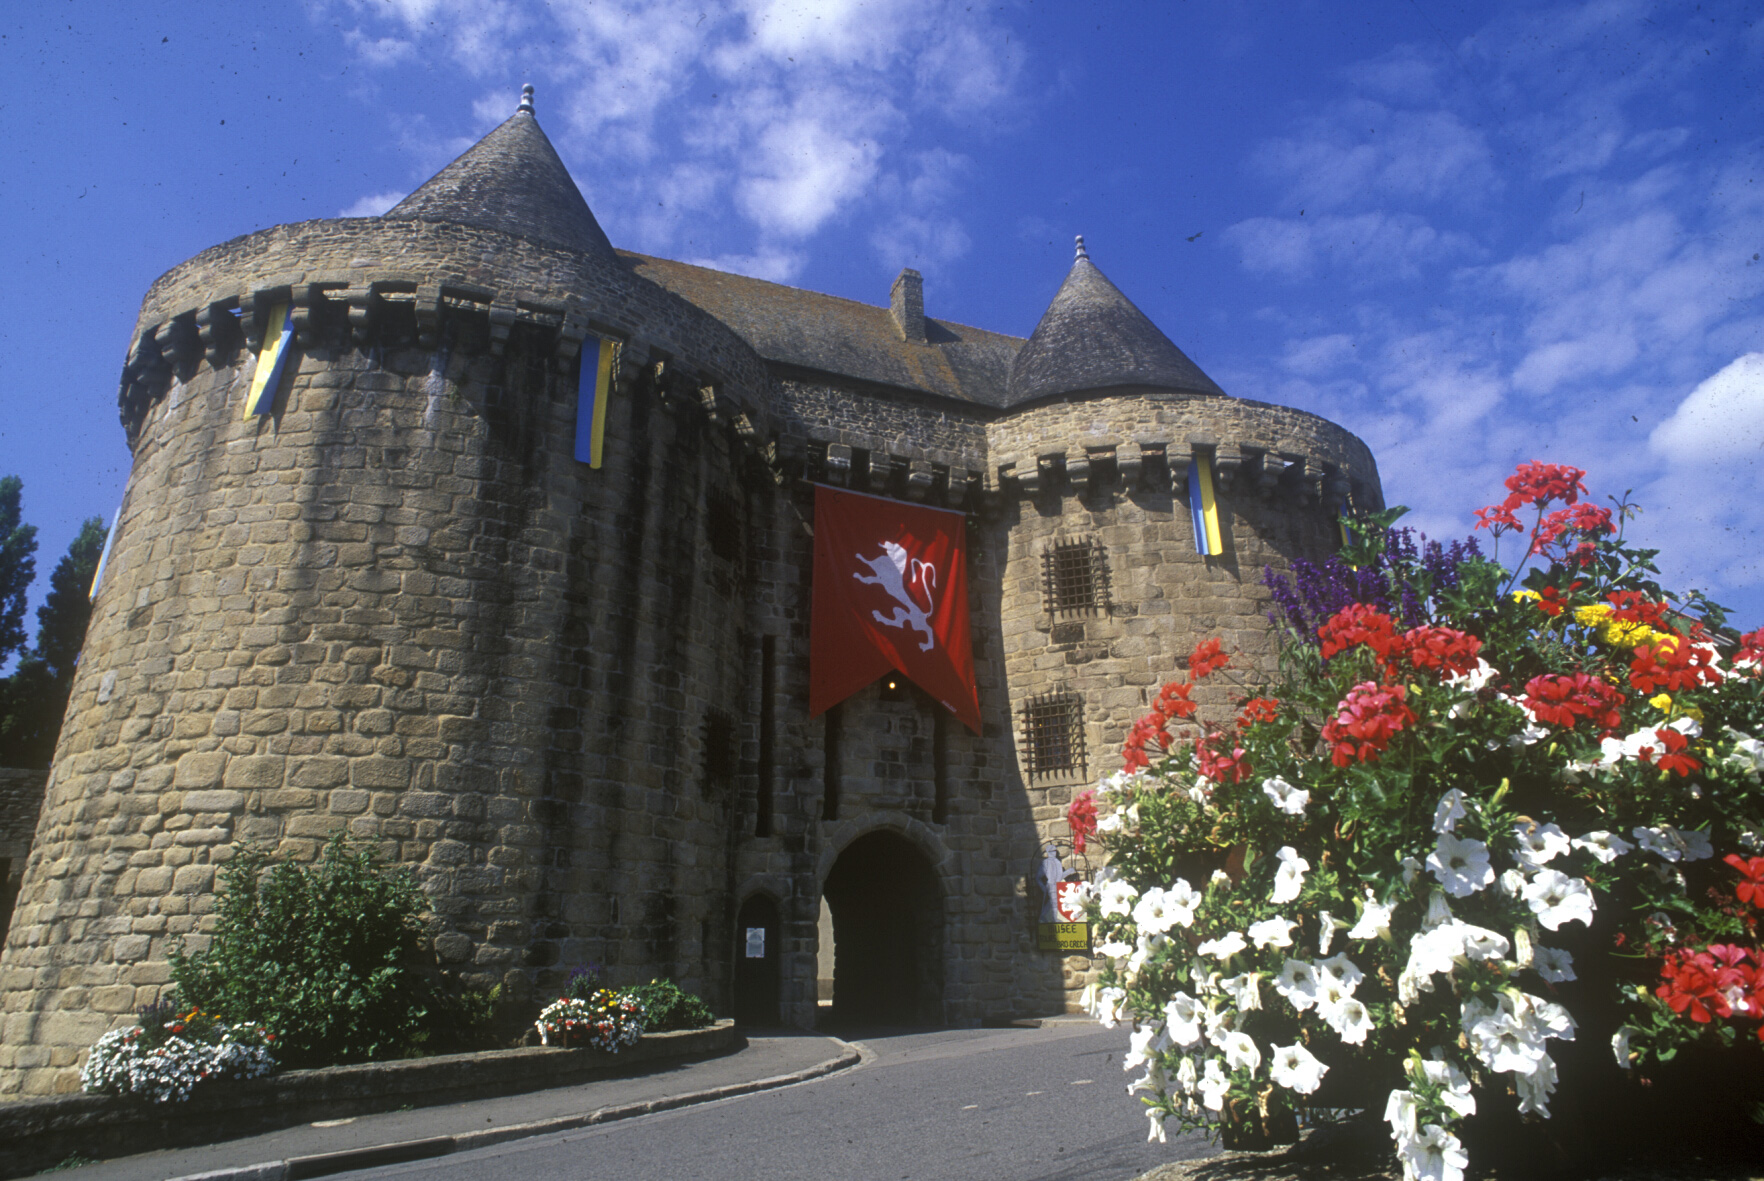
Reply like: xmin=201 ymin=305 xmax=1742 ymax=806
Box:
xmin=1318 ymin=604 xmax=1404 ymax=663
xmin=1237 ymin=696 xmax=1282 ymax=726
xmin=1188 ymin=638 xmax=1230 ymax=679
xmin=1726 ymin=854 xmax=1764 ymax=908
xmin=1630 ymin=639 xmax=1721 ymax=695
xmin=1504 ymin=461 xmax=1588 ymax=508
xmin=1067 ymin=789 xmax=1098 ymax=854
xmin=1522 ymin=673 xmax=1625 ymax=732
xmin=1321 ymin=680 xmax=1416 ymax=767
xmin=1195 ymin=734 xmax=1251 ymax=785
xmin=1402 ymin=625 xmax=1483 ymax=678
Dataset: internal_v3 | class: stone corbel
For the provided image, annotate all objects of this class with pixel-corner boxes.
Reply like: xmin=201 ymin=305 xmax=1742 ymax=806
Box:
xmin=554 ymin=312 xmax=589 ymax=367
xmin=864 ymin=450 xmax=894 ymax=493
xmin=154 ymin=313 xmax=200 ymax=372
xmin=906 ymin=459 xmax=935 ymax=501
xmin=1117 ymin=441 xmax=1144 ymax=490
xmin=944 ymin=466 xmax=971 ymax=509
xmin=1214 ymin=442 xmax=1244 ymax=490
xmin=195 ymin=301 xmax=240 ymax=369
xmin=1066 ymin=448 xmax=1092 ymax=495
xmin=487 ymin=299 xmax=517 ymax=356
xmin=340 ymin=284 xmax=375 ymax=346
xmin=290 ymin=284 xmax=321 ymax=348
xmin=1037 ymin=447 xmax=1065 ymax=493
xmin=824 ymin=443 xmax=852 ymax=486
xmin=1249 ymin=448 xmax=1283 ymax=498
xmin=1322 ymin=467 xmax=1353 ymax=515
xmin=699 ymin=384 xmax=722 ymax=423
xmin=415 ymin=282 xmax=444 ymax=348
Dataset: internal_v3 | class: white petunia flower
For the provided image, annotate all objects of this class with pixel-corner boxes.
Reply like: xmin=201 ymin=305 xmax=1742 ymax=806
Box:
xmin=1515 ymin=1051 xmax=1559 ymax=1118
xmin=1522 ymin=869 xmax=1597 ymax=930
xmin=1175 ymin=1054 xmax=1198 ymax=1094
xmin=1269 ymin=1042 xmax=1329 ymax=1094
xmin=1612 ymin=1026 xmax=1637 ymax=1069
xmin=1164 ymin=992 xmax=1206 ymax=1047
xmin=1145 ymin=1106 xmax=1167 ymax=1144
xmin=1512 ymin=821 xmax=1571 ymax=867
xmin=1097 ymin=938 xmax=1132 ymax=962
xmin=1098 ymin=879 xmax=1139 ymax=917
xmin=1453 ymin=921 xmax=1512 ymax=962
xmin=1125 ymin=1022 xmax=1171 ymax=1070
xmin=1400 ymin=1124 xmax=1469 ymax=1181
xmin=1219 ymin=973 xmax=1262 ymax=1012
xmin=1725 ymin=731 xmax=1764 ymax=782
xmin=1317 ymin=953 xmax=1364 ymax=994
xmin=1434 ymin=788 xmax=1467 ymax=834
xmin=1533 ymin=945 xmax=1576 ymax=983
xmin=1090 ymin=986 xmax=1127 ymax=1027
xmin=1401 ymin=855 xmax=1424 ymax=886
xmin=1209 ymin=869 xmax=1234 ymax=890
xmin=1165 ymin=878 xmax=1203 ymax=928
xmin=1384 ymin=1088 xmax=1419 ymax=1141
xmin=1248 ymin=915 xmax=1297 ymax=950
xmin=1318 ymin=910 xmax=1345 ymax=955
xmin=1197 ymin=930 xmax=1248 ymax=961
xmin=1572 ymin=830 xmax=1633 ymax=863
xmin=1271 ymin=846 xmax=1309 ymax=904
xmin=1198 ymin=1058 xmax=1230 ymax=1111
xmin=1262 ymin=775 xmax=1309 ymax=816
xmin=1323 ymin=995 xmax=1374 ymax=1045
xmin=1133 ymin=887 xmax=1183 ymax=935
xmin=1428 ymin=833 xmax=1494 ymax=897
xmin=1417 ymin=1053 xmax=1475 ymax=1118
xmin=1497 ymin=868 xmax=1528 ymax=898
xmin=1221 ymin=1030 xmax=1261 ymax=1073
xmin=1463 ymin=1001 xmax=1547 ymax=1075
xmin=1274 ymin=958 xmax=1319 ymax=1011
xmin=1348 ymin=892 xmax=1394 ymax=941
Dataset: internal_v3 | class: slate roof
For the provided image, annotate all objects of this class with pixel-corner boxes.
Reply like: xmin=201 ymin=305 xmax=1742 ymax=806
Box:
xmin=1007 ymin=244 xmax=1225 ymax=403
xmin=383 ymin=105 xmax=617 ymax=261
xmin=622 ymin=253 xmax=1024 ymax=408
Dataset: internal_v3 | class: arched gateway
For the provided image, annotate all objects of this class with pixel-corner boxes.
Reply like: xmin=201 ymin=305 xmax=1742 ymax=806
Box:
xmin=820 ymin=831 xmax=944 ymax=1026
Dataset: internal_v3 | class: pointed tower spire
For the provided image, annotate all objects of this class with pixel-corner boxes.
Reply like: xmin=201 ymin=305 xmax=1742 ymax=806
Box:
xmin=382 ymin=85 xmax=616 ymax=260
xmin=1006 ymin=240 xmax=1224 ymax=404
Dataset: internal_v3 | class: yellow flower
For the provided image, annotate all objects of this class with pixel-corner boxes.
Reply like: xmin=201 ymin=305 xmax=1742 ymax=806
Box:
xmin=1649 ymin=693 xmax=1673 ymax=712
xmin=1574 ymin=603 xmax=1613 ymax=626
xmin=1514 ymin=590 xmax=1541 ymax=604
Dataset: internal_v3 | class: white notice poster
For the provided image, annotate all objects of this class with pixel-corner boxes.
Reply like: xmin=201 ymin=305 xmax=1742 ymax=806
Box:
xmin=745 ymin=927 xmax=766 ymax=959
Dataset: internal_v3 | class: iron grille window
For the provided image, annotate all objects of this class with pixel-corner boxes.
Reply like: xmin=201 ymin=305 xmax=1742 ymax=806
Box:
xmin=1020 ymin=690 xmax=1086 ymax=780
xmin=1041 ymin=537 xmax=1109 ymax=616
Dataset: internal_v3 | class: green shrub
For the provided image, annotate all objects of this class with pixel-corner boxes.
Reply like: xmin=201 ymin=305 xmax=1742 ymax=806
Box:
xmin=621 ymin=979 xmax=714 ymax=1031
xmin=171 ymin=834 xmax=431 ymax=1068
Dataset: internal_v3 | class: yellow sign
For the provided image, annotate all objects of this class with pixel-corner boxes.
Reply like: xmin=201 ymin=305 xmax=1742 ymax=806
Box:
xmin=1037 ymin=922 xmax=1090 ymax=952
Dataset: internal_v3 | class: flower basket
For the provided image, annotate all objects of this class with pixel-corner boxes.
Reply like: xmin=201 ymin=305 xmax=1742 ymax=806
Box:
xmin=534 ymin=989 xmax=645 ymax=1052
xmin=81 ymin=1007 xmax=277 ymax=1103
xmin=1068 ymin=464 xmax=1764 ymax=1179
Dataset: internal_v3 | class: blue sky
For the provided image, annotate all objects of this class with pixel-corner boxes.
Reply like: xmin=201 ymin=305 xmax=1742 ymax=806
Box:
xmin=2 ymin=0 xmax=1761 ymax=639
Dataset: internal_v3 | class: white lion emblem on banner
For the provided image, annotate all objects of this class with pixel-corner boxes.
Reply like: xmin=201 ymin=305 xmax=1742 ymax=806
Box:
xmin=853 ymin=540 xmax=937 ymax=651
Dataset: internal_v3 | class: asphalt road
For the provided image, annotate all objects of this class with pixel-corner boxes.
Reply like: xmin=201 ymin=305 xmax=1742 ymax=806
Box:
xmin=351 ymin=1023 xmax=1216 ymax=1181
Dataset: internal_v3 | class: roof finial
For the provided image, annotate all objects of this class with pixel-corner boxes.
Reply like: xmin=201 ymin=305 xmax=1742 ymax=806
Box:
xmin=518 ymin=84 xmax=535 ymax=115
xmin=1074 ymin=234 xmax=1088 ymax=260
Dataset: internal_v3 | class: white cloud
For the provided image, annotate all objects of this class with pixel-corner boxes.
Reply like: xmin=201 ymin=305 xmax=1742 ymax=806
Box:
xmin=339 ymin=191 xmax=405 ymax=217
xmin=325 ymin=0 xmax=1018 ymax=262
xmin=1651 ymin=354 xmax=1764 ymax=466
xmin=1226 ymin=212 xmax=1474 ymax=283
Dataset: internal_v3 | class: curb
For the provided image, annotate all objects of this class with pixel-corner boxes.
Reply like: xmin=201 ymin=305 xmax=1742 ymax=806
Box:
xmin=167 ymin=1042 xmax=864 ymax=1181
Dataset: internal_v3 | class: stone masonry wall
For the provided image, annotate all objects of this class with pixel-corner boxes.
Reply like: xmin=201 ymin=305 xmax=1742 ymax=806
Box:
xmin=0 ymin=768 xmax=50 ymax=943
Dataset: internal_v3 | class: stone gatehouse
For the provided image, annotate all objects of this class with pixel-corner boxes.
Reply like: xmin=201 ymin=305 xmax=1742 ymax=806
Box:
xmin=0 ymin=88 xmax=1382 ymax=1096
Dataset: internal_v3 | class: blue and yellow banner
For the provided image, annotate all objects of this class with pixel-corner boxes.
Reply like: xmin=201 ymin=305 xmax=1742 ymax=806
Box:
xmin=245 ymin=301 xmax=294 ymax=417
xmin=1188 ymin=454 xmax=1223 ymax=556
xmin=574 ymin=337 xmax=616 ymax=468
xmin=88 ymin=501 xmax=123 ymax=602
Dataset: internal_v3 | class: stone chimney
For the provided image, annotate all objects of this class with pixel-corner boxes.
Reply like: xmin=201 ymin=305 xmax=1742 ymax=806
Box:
xmin=890 ymin=268 xmax=926 ymax=343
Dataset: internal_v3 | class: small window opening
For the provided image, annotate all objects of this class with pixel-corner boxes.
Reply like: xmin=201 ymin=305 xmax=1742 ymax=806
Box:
xmin=1042 ymin=537 xmax=1110 ymax=617
xmin=1020 ymin=690 xmax=1087 ymax=780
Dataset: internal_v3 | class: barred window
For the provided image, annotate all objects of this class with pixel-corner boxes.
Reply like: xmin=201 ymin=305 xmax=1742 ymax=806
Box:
xmin=1020 ymin=690 xmax=1087 ymax=780
xmin=1041 ymin=537 xmax=1109 ymax=616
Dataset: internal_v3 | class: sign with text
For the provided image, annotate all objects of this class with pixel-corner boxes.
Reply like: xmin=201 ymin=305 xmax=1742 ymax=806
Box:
xmin=1037 ymin=922 xmax=1091 ymax=952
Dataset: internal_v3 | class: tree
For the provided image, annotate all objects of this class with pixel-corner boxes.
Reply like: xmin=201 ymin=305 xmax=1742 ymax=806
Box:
xmin=0 ymin=477 xmax=37 ymax=669
xmin=0 ymin=513 xmax=102 ymax=769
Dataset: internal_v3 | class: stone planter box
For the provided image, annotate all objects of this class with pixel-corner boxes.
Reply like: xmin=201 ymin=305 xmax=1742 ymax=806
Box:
xmin=0 ymin=1019 xmax=740 ymax=1179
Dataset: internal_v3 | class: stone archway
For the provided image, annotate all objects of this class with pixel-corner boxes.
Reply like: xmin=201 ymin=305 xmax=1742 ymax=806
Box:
xmin=821 ymin=830 xmax=944 ymax=1026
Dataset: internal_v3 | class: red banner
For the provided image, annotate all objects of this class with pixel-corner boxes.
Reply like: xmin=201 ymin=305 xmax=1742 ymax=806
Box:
xmin=810 ymin=485 xmax=981 ymax=734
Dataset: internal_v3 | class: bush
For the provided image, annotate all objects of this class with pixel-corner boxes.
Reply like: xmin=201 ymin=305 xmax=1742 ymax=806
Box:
xmin=622 ymin=979 xmax=715 ymax=1031
xmin=1069 ymin=464 xmax=1764 ymax=1176
xmin=171 ymin=834 xmax=431 ymax=1069
xmin=81 ymin=1003 xmax=275 ymax=1102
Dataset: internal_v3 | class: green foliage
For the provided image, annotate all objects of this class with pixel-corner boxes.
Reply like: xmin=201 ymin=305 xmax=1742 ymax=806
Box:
xmin=0 ymin=515 xmax=103 ymax=767
xmin=170 ymin=835 xmax=432 ymax=1069
xmin=422 ymin=984 xmax=509 ymax=1053
xmin=0 ymin=476 xmax=38 ymax=667
xmin=621 ymin=979 xmax=715 ymax=1031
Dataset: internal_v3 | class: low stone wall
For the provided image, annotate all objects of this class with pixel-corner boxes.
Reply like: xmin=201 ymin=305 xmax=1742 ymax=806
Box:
xmin=0 ymin=1019 xmax=739 ymax=1179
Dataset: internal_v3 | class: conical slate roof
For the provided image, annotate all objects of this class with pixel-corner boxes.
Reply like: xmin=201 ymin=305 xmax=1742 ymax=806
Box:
xmin=383 ymin=87 xmax=616 ymax=260
xmin=1006 ymin=237 xmax=1225 ymax=404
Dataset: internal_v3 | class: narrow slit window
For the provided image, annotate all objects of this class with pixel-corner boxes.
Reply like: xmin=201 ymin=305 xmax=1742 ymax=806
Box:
xmin=1020 ymin=690 xmax=1086 ymax=780
xmin=1041 ymin=537 xmax=1109 ymax=617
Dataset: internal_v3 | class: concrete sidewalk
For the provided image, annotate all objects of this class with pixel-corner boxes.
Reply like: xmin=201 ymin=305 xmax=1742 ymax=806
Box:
xmin=53 ymin=1031 xmax=859 ymax=1181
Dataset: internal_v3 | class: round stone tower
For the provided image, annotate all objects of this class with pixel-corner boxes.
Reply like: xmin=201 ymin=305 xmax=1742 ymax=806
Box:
xmin=0 ymin=91 xmax=782 ymax=1096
